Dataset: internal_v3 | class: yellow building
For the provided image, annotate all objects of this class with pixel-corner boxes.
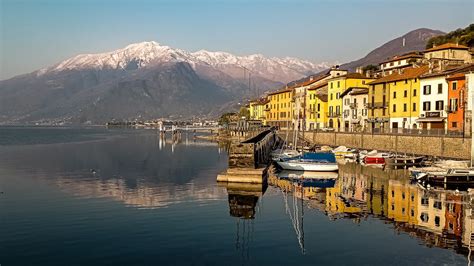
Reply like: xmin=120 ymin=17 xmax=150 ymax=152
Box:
xmin=327 ymin=73 xmax=374 ymax=129
xmin=306 ymin=82 xmax=329 ymax=130
xmin=387 ymin=180 xmax=418 ymax=224
xmin=368 ymin=65 xmax=429 ymax=130
xmin=249 ymin=98 xmax=269 ymax=124
xmin=326 ymin=180 xmax=362 ymax=215
xmin=265 ymin=87 xmax=294 ymax=128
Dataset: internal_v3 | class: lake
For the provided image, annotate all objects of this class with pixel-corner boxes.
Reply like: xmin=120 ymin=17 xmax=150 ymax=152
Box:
xmin=0 ymin=127 xmax=471 ymax=265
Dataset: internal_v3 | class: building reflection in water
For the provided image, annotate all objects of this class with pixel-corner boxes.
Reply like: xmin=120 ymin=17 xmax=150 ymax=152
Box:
xmin=218 ymin=181 xmax=267 ymax=263
xmin=268 ymin=163 xmax=474 ymax=261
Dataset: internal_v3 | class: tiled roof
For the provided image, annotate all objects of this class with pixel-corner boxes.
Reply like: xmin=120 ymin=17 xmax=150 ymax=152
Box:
xmin=368 ymin=65 xmax=430 ymax=85
xmin=340 ymin=87 xmax=368 ymax=98
xmin=267 ymin=87 xmax=293 ymax=96
xmin=425 ymin=43 xmax=469 ymax=52
xmin=380 ymin=53 xmax=424 ymax=64
xmin=343 ymin=72 xmax=372 ymax=79
xmin=420 ymin=65 xmax=468 ymax=78
xmin=308 ymin=81 xmax=328 ymax=91
xmin=445 ymin=73 xmax=465 ymax=81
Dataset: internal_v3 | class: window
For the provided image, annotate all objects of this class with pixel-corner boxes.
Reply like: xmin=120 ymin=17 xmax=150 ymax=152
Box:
xmin=393 ymin=91 xmax=397 ymax=99
xmin=393 ymin=104 xmax=396 ymax=112
xmin=403 ymin=103 xmax=407 ymax=112
xmin=317 ymin=104 xmax=320 ymax=112
xmin=450 ymin=98 xmax=458 ymax=112
xmin=435 ymin=216 xmax=440 ymax=227
xmin=435 ymin=100 xmax=444 ymax=111
xmin=413 ymin=89 xmax=417 ymax=97
xmin=452 ymin=122 xmax=458 ymax=128
xmin=423 ymin=101 xmax=431 ymax=111
xmin=331 ymin=83 xmax=333 ymax=89
xmin=404 ymin=90 xmax=408 ymax=97
xmin=438 ymin=83 xmax=443 ymax=94
xmin=394 ymin=81 xmax=397 ymax=85
xmin=413 ymin=103 xmax=417 ymax=112
xmin=330 ymin=94 xmax=333 ymax=100
xmin=337 ymin=81 xmax=340 ymax=88
xmin=336 ymin=93 xmax=340 ymax=99
xmin=453 ymin=82 xmax=457 ymax=90
xmin=423 ymin=85 xmax=431 ymax=95
xmin=405 ymin=79 xmax=408 ymax=84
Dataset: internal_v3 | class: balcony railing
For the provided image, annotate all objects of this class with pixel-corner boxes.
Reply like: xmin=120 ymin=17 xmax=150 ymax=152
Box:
xmin=326 ymin=112 xmax=341 ymax=118
xmin=366 ymin=102 xmax=387 ymax=109
xmin=349 ymin=103 xmax=357 ymax=109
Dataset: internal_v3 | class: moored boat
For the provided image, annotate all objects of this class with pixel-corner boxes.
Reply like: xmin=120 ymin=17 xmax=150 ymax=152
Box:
xmin=276 ymin=152 xmax=339 ymax=172
xmin=415 ymin=168 xmax=474 ymax=185
xmin=385 ymin=156 xmax=425 ymax=167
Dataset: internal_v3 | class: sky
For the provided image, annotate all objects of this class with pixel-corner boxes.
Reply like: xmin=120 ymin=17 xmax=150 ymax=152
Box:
xmin=0 ymin=0 xmax=473 ymax=80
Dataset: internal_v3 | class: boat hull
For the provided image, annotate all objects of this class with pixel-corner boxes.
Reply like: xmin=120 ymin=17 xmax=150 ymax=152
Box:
xmin=363 ymin=157 xmax=386 ymax=165
xmin=276 ymin=161 xmax=339 ymax=172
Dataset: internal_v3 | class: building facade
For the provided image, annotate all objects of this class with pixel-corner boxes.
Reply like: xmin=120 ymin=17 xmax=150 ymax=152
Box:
xmin=368 ymin=66 xmax=429 ymax=130
xmin=417 ymin=74 xmax=449 ymax=130
xmin=327 ymin=73 xmax=373 ymax=130
xmin=265 ymin=88 xmax=294 ymax=129
xmin=340 ymin=87 xmax=369 ymax=132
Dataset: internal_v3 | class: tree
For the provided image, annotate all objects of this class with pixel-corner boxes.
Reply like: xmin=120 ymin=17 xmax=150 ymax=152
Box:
xmin=362 ymin=64 xmax=378 ymax=72
xmin=239 ymin=106 xmax=250 ymax=119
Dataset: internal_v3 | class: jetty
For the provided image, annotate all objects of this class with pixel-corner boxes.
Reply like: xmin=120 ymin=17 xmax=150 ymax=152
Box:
xmin=217 ymin=128 xmax=279 ymax=184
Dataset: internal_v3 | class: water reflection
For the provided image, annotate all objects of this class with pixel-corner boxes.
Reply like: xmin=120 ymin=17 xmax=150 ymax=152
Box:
xmin=266 ymin=163 xmax=474 ymax=260
xmin=218 ymin=182 xmax=267 ymax=263
xmin=0 ymin=130 xmax=228 ymax=209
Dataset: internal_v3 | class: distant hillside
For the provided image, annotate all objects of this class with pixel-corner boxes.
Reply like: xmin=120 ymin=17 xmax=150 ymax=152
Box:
xmin=340 ymin=28 xmax=445 ymax=71
xmin=426 ymin=24 xmax=474 ymax=49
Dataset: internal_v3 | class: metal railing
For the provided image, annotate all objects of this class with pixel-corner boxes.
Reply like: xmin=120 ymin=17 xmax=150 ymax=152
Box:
xmin=309 ymin=127 xmax=471 ymax=137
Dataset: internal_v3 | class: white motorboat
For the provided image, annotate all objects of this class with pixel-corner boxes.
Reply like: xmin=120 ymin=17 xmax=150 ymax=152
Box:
xmin=276 ymin=152 xmax=339 ymax=172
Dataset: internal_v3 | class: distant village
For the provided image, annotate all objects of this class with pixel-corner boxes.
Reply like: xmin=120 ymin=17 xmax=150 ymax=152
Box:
xmin=244 ymin=43 xmax=474 ymax=135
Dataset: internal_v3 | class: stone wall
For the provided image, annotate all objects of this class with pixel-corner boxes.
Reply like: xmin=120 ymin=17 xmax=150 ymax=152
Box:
xmin=304 ymin=132 xmax=472 ymax=159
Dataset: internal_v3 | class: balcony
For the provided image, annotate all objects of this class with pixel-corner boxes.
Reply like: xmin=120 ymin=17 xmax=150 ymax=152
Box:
xmin=327 ymin=112 xmax=341 ymax=118
xmin=349 ymin=103 xmax=357 ymax=109
xmin=366 ymin=102 xmax=387 ymax=109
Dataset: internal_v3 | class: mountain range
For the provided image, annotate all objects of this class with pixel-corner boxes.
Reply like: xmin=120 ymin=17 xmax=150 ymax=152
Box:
xmin=0 ymin=42 xmax=329 ymax=124
xmin=0 ymin=28 xmax=446 ymax=124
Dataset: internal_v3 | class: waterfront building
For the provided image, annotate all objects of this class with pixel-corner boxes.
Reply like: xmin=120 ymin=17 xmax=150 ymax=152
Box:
xmin=446 ymin=72 xmax=467 ymax=132
xmin=379 ymin=52 xmax=424 ymax=76
xmin=249 ymin=98 xmax=269 ymax=124
xmin=424 ymin=43 xmax=472 ymax=64
xmin=292 ymin=75 xmax=330 ymax=131
xmin=368 ymin=65 xmax=429 ymax=130
xmin=340 ymin=87 xmax=369 ymax=131
xmin=306 ymin=82 xmax=329 ymax=130
xmin=265 ymin=87 xmax=294 ymax=129
xmin=417 ymin=190 xmax=446 ymax=235
xmin=327 ymin=73 xmax=373 ymax=130
xmin=387 ymin=180 xmax=418 ymax=224
xmin=444 ymin=193 xmax=463 ymax=237
xmin=417 ymin=71 xmax=450 ymax=130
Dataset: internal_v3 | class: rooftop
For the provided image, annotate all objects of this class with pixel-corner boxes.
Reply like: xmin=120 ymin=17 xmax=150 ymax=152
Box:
xmin=368 ymin=65 xmax=430 ymax=85
xmin=424 ymin=43 xmax=469 ymax=52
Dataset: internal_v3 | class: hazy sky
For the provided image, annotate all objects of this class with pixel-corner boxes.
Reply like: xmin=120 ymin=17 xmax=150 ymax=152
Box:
xmin=1 ymin=0 xmax=473 ymax=80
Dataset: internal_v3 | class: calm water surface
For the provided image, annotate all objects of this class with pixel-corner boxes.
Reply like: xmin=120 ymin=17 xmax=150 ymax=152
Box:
xmin=0 ymin=127 xmax=472 ymax=265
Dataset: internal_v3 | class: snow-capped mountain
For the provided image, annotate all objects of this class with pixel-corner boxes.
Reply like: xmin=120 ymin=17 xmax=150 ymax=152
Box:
xmin=192 ymin=50 xmax=330 ymax=83
xmin=41 ymin=41 xmax=197 ymax=74
xmin=0 ymin=41 xmax=330 ymax=124
xmin=39 ymin=41 xmax=329 ymax=83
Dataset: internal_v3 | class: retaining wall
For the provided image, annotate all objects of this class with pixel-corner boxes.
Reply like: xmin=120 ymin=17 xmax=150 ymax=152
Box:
xmin=304 ymin=132 xmax=472 ymax=160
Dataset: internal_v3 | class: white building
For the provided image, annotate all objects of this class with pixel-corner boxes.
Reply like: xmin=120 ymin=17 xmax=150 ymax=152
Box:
xmin=340 ymin=87 xmax=369 ymax=132
xmin=379 ymin=52 xmax=424 ymax=76
xmin=417 ymin=73 xmax=449 ymax=130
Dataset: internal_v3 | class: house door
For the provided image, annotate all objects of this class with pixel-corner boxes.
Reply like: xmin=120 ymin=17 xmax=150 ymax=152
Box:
xmin=392 ymin=122 xmax=398 ymax=128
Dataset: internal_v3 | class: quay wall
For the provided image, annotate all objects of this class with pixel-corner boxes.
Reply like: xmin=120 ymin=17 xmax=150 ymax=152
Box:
xmin=304 ymin=132 xmax=471 ymax=160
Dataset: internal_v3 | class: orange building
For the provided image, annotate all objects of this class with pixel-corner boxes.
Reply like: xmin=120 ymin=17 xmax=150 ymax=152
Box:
xmin=444 ymin=194 xmax=463 ymax=237
xmin=446 ymin=73 xmax=466 ymax=132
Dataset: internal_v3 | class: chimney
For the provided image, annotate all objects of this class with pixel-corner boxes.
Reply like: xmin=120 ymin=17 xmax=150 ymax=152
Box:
xmin=402 ymin=38 xmax=406 ymax=47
